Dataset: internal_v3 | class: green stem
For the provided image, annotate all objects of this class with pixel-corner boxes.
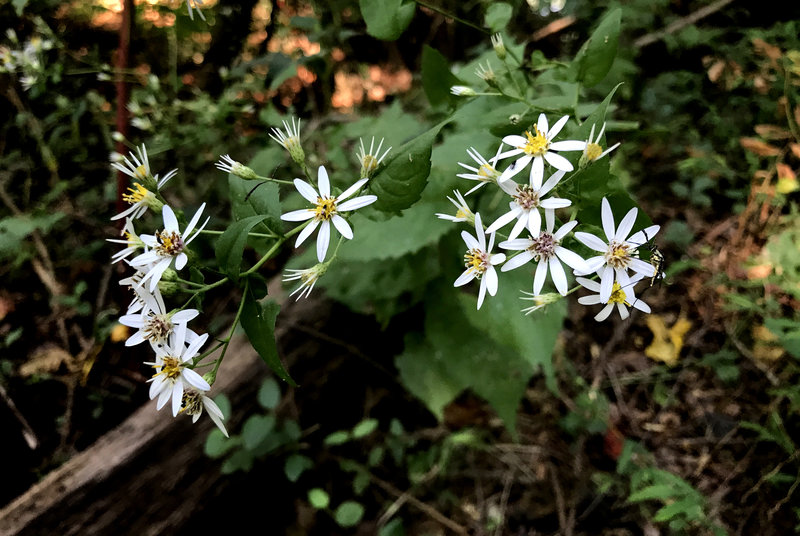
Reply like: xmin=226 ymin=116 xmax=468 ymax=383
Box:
xmin=255 ymin=175 xmax=294 ymax=186
xmin=200 ymin=229 xmax=279 ymax=239
xmin=180 ymin=276 xmax=229 ymax=310
xmin=209 ymin=281 xmax=249 ymax=378
xmin=193 ymin=340 xmax=225 ymax=366
xmin=241 ymin=220 xmax=308 ymax=277
xmin=413 ymin=0 xmax=488 ymax=34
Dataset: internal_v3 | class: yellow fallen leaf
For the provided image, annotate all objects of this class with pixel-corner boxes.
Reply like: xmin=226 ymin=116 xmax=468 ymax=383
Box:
xmin=20 ymin=346 xmax=74 ymax=377
xmin=644 ymin=315 xmax=692 ymax=367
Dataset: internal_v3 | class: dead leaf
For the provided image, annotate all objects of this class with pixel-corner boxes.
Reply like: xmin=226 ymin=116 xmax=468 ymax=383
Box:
xmin=740 ymin=137 xmax=780 ymax=157
xmin=752 ymin=324 xmax=784 ymax=362
xmin=0 ymin=295 xmax=14 ymax=322
xmin=645 ymin=316 xmax=692 ymax=367
xmin=752 ymin=38 xmax=782 ymax=61
xmin=747 ymin=264 xmax=772 ymax=279
xmin=20 ymin=345 xmax=74 ymax=377
xmin=754 ymin=124 xmax=792 ymax=140
xmin=776 ymin=163 xmax=799 ymax=194
xmin=707 ymin=59 xmax=725 ymax=83
xmin=790 ymin=143 xmax=800 ymax=159
xmin=110 ymin=323 xmax=129 ymax=343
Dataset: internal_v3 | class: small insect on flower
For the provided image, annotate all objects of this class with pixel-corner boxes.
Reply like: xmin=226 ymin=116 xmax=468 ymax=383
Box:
xmin=636 ymin=228 xmax=666 ymax=287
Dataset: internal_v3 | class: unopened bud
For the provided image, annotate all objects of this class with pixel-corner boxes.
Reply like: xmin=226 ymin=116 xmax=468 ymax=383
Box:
xmin=450 ymin=85 xmax=476 ymax=97
xmin=491 ymin=33 xmax=506 ymax=60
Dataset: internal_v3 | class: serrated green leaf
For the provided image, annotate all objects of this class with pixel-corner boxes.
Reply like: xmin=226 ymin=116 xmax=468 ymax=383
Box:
xmin=352 ymin=418 xmax=379 ymax=438
xmin=240 ymin=286 xmax=296 ymax=385
xmin=359 ymin=0 xmax=415 ymax=40
xmin=215 ymin=214 xmax=270 ymax=281
xmin=570 ymin=8 xmax=621 ymax=87
xmin=334 ymin=501 xmax=365 ymax=527
xmin=242 ymin=414 xmax=275 ymax=450
xmin=284 ymin=454 xmax=313 ymax=482
xmin=308 ymin=488 xmax=330 ymax=509
xmin=369 ymin=120 xmax=449 ymax=212
xmin=484 ymin=3 xmax=513 ymax=32
xmin=422 ymin=45 xmax=462 ymax=108
xmin=257 ymin=377 xmax=281 ymax=410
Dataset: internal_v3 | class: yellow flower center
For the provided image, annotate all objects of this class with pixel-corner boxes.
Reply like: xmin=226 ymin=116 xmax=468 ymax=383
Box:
xmin=314 ymin=197 xmax=338 ymax=221
xmin=122 ymin=183 xmax=151 ymax=205
xmin=155 ymin=230 xmax=184 ymax=256
xmin=513 ymin=185 xmax=541 ymax=210
xmin=464 ymin=248 xmax=489 ymax=277
xmin=608 ymin=282 xmax=630 ymax=306
xmin=155 ymin=356 xmax=183 ymax=381
xmin=361 ymin=155 xmax=378 ymax=175
xmin=585 ymin=143 xmax=603 ymax=161
xmin=605 ymin=241 xmax=634 ymax=269
xmin=520 ymin=126 xmax=550 ymax=156
xmin=181 ymin=390 xmax=203 ymax=416
xmin=456 ymin=208 xmax=470 ymax=219
xmin=144 ymin=314 xmax=173 ymax=342
xmin=478 ymin=163 xmax=498 ymax=180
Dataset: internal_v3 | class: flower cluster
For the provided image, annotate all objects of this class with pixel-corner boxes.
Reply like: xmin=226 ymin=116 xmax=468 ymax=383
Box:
xmin=109 ymin=145 xmax=227 ymax=436
xmin=440 ymin=113 xmax=658 ymax=320
xmin=0 ymin=28 xmax=55 ymax=90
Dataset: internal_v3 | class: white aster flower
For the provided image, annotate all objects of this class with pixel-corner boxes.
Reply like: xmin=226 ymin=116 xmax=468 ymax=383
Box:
xmin=450 ymin=85 xmax=477 ymax=97
xmin=269 ymin=117 xmax=305 ymax=163
xmin=435 ymin=190 xmax=474 ymax=223
xmin=573 ymin=197 xmax=659 ymax=303
xmin=108 ymin=219 xmax=145 ymax=264
xmin=119 ymin=299 xmax=200 ymax=349
xmin=491 ymin=33 xmax=506 ymax=59
xmin=454 ymin=213 xmax=506 ymax=309
xmin=499 ymin=210 xmax=589 ymax=295
xmin=129 ymin=204 xmax=209 ymax=292
xmin=181 ymin=388 xmax=228 ymax=437
xmin=111 ymin=144 xmax=152 ymax=182
xmin=579 ymin=122 xmax=620 ymax=168
xmin=475 ymin=61 xmax=495 ymax=83
xmin=457 ymin=146 xmax=503 ymax=195
xmin=147 ymin=324 xmax=211 ymax=417
xmin=357 ymin=137 xmax=392 ymax=179
xmin=485 ymin=168 xmax=571 ymax=240
xmin=576 ymin=272 xmax=651 ymax=322
xmin=280 ymin=166 xmax=377 ymax=262
xmin=215 ymin=154 xmax=258 ymax=180
xmin=119 ymin=271 xmax=161 ymax=315
xmin=497 ymin=114 xmax=587 ymax=180
xmin=185 ymin=0 xmax=206 ymax=20
xmin=283 ymin=263 xmax=327 ymax=301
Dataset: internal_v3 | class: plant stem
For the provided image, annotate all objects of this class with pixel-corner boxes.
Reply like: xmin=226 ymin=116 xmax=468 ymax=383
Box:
xmin=255 ymin=175 xmax=294 ymax=186
xmin=413 ymin=0 xmax=488 ymax=34
xmin=209 ymin=280 xmax=249 ymax=378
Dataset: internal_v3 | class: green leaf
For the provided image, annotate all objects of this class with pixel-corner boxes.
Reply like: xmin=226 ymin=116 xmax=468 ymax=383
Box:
xmin=242 ymin=414 xmax=276 ymax=450
xmin=359 ymin=0 xmax=415 ymax=40
xmin=308 ymin=488 xmax=330 ymax=509
xmin=484 ymin=3 xmax=513 ymax=32
xmin=324 ymin=430 xmax=351 ymax=446
xmin=353 ymin=470 xmax=370 ymax=495
xmin=204 ymin=429 xmax=236 ymax=459
xmin=352 ymin=418 xmax=379 ymax=438
xmin=221 ymin=449 xmax=254 ymax=474
xmin=369 ymin=120 xmax=449 ymax=213
xmin=654 ymin=498 xmax=703 ymax=523
xmin=240 ymin=287 xmax=296 ymax=385
xmin=628 ymin=484 xmax=678 ymax=503
xmin=379 ymin=518 xmax=405 ymax=536
xmin=215 ymin=215 xmax=270 ymax=281
xmin=12 ymin=0 xmax=28 ymax=16
xmin=284 ymin=454 xmax=313 ymax=482
xmin=421 ymin=45 xmax=462 ymax=108
xmin=257 ymin=377 xmax=282 ymax=410
xmin=570 ymin=8 xmax=621 ymax=87
xmin=334 ymin=501 xmax=365 ymax=527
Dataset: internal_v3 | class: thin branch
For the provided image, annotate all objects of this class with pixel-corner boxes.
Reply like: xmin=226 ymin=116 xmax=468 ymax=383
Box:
xmin=634 ymin=0 xmax=737 ymax=48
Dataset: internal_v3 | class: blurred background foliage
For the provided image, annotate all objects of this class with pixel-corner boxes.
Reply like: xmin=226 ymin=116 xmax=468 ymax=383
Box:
xmin=2 ymin=0 xmax=800 ymax=533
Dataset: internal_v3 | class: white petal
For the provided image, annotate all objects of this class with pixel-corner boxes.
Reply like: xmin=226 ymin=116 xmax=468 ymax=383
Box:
xmin=331 ymin=214 xmax=353 ymax=239
xmin=294 ymin=219 xmax=320 ymax=247
xmin=338 ymin=178 xmax=369 ymax=202
xmin=183 ymin=368 xmax=211 ymax=391
xmin=508 ymin=213 xmax=529 ymax=241
xmin=317 ymin=166 xmax=330 ymax=197
xmin=531 ymin=156 xmax=544 ymax=187
xmin=539 ymin=169 xmax=566 ymax=195
xmin=576 ymin=277 xmax=601 ymax=292
xmin=601 ymin=198 xmax=615 ymax=241
xmin=293 ymin=179 xmax=319 ymax=203
xmin=549 ymin=257 xmax=568 ymax=295
xmin=529 ymin=156 xmax=544 ymax=190
xmin=582 ymin=256 xmax=606 ymax=274
xmin=628 ymin=225 xmax=661 ymax=246
xmin=549 ymin=140 xmax=587 ymax=151
xmin=543 ymin=151 xmax=574 ymax=172
xmin=540 ymin=197 xmax=571 ymax=210
xmin=175 ymin=252 xmax=187 ymax=270
xmin=485 ymin=266 xmax=499 ymax=296
xmin=537 ymin=113 xmax=549 ymax=134
xmin=533 ymin=260 xmax=549 ymax=295
xmin=594 ymin=304 xmax=614 ymax=322
xmin=555 ymin=246 xmax=589 ymax=273
xmin=485 ymin=210 xmax=519 ymax=235
xmin=477 ymin=277 xmax=487 ymax=309
xmin=498 ymin=155 xmax=532 ymax=182
xmin=454 ymin=269 xmax=476 ymax=287
xmin=172 ymin=382 xmax=184 ymax=416
xmin=461 ymin=230 xmax=481 ymax=251
xmin=474 ymin=213 xmax=486 ymax=250
xmin=125 ymin=331 xmax=146 ymax=347
xmin=633 ymin=299 xmax=651 ymax=314
xmin=162 ymin=205 xmax=179 ymax=232
xmin=578 ymin=295 xmax=602 ymax=306
xmin=316 ymin=220 xmax=331 ymax=262
xmin=501 ymin=251 xmax=534 ymax=271
xmin=547 ymin=115 xmax=568 ymax=138
xmin=574 ymin=232 xmax=608 ymax=253
xmin=527 ymin=209 xmax=542 ymax=237
xmin=156 ymin=385 xmax=172 ymax=410
xmin=119 ymin=314 xmax=145 ymax=328
xmin=172 ymin=309 xmax=199 ymax=323
xmin=338 ymin=195 xmax=377 ymax=212
xmin=554 ymin=219 xmax=578 ymax=240
xmin=183 ymin=203 xmax=206 ymax=238
xmin=490 ymin=253 xmax=506 ymax=265
xmin=599 ymin=265 xmax=615 ymax=303
xmin=281 ymin=208 xmax=316 ymax=222
xmin=615 ymin=207 xmax=638 ymax=241
xmin=502 ymin=135 xmax=527 ymax=147
xmin=617 ymin=303 xmax=630 ymax=320
xmin=630 ymin=258 xmax=656 ymax=277
xmin=499 ymin=238 xmax=532 ymax=251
